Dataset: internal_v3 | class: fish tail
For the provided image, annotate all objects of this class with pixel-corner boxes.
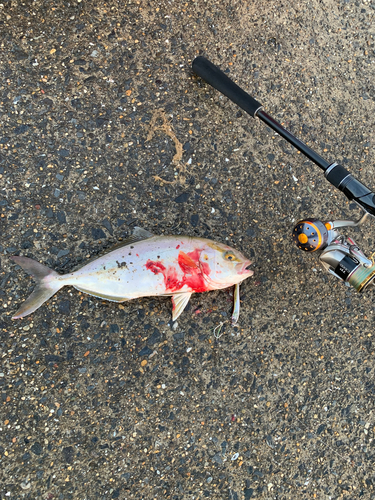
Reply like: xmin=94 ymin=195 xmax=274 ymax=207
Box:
xmin=11 ymin=256 xmax=63 ymax=319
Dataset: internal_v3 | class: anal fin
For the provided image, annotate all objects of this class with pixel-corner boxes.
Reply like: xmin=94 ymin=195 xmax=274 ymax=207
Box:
xmin=73 ymin=285 xmax=129 ymax=303
xmin=171 ymin=292 xmax=192 ymax=321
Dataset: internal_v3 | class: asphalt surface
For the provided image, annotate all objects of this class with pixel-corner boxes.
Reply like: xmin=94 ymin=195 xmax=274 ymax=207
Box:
xmin=1 ymin=0 xmax=375 ymax=499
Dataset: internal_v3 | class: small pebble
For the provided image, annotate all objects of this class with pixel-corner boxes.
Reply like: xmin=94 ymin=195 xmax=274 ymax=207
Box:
xmin=138 ymin=346 xmax=152 ymax=357
xmin=141 ymin=360 xmax=147 ymax=367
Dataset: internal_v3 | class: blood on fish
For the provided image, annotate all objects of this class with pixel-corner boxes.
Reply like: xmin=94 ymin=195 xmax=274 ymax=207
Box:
xmin=184 ymin=248 xmax=211 ymax=276
xmin=176 ymin=250 xmax=209 ymax=293
xmin=178 ymin=251 xmax=198 ymax=273
xmin=145 ymin=249 xmax=211 ymax=294
xmin=145 ymin=260 xmax=166 ymax=275
xmin=164 ymin=267 xmax=180 ymax=291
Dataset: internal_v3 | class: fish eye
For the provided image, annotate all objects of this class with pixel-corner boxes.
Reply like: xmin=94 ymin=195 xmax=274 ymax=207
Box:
xmin=224 ymin=251 xmax=236 ymax=261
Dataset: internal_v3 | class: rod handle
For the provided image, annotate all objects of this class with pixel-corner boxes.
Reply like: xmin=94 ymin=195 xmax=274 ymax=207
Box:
xmin=192 ymin=56 xmax=262 ymax=118
xmin=326 ymin=164 xmax=375 ymax=216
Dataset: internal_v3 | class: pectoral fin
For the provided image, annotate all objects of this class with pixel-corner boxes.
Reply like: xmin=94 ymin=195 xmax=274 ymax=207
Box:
xmin=73 ymin=285 xmax=129 ymax=303
xmin=178 ymin=251 xmax=199 ymax=272
xmin=171 ymin=292 xmax=192 ymax=321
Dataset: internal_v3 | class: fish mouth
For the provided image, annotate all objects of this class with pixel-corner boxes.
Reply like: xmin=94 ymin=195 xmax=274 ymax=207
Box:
xmin=237 ymin=260 xmax=253 ymax=275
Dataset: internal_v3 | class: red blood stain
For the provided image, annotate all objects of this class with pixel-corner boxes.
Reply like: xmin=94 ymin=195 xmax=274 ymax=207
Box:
xmin=145 ymin=260 xmax=166 ymax=275
xmin=164 ymin=267 xmax=180 ymax=291
xmin=178 ymin=251 xmax=198 ymax=273
xmin=176 ymin=244 xmax=180 ymax=249
xmin=180 ymin=248 xmax=210 ymax=275
xmin=145 ymin=248 xmax=211 ymax=293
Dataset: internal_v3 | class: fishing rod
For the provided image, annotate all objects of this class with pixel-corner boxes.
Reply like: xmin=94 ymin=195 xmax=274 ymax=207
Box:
xmin=192 ymin=56 xmax=375 ymax=292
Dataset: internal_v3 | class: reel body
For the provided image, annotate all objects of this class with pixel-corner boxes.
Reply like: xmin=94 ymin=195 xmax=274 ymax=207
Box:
xmin=293 ymin=214 xmax=375 ymax=292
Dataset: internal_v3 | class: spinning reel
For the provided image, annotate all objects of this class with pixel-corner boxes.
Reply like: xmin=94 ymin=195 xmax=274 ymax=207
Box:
xmin=192 ymin=56 xmax=375 ymax=292
xmin=292 ymin=213 xmax=375 ymax=291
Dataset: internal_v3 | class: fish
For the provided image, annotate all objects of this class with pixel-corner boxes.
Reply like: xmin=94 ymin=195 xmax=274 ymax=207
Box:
xmin=11 ymin=227 xmax=253 ymax=322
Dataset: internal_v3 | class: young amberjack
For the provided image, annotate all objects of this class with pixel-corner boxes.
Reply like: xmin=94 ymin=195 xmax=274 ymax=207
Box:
xmin=11 ymin=227 xmax=253 ymax=322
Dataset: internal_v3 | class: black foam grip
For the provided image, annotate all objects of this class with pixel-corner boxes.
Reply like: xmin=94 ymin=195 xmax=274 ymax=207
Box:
xmin=326 ymin=164 xmax=375 ymax=215
xmin=192 ymin=56 xmax=262 ymax=118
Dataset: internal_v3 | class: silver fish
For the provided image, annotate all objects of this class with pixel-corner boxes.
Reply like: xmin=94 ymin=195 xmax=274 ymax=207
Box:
xmin=11 ymin=227 xmax=253 ymax=322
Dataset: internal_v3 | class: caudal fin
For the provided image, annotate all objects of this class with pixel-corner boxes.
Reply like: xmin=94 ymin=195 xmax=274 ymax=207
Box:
xmin=11 ymin=256 xmax=63 ymax=319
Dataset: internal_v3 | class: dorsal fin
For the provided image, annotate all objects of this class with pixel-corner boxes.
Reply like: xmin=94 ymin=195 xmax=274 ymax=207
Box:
xmin=132 ymin=226 xmax=154 ymax=239
xmin=70 ymin=227 xmax=155 ymax=271
xmin=107 ymin=226 xmax=154 ymax=249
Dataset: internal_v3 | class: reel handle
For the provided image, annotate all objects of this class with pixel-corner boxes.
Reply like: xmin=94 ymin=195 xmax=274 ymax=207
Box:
xmin=292 ymin=219 xmax=330 ymax=252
